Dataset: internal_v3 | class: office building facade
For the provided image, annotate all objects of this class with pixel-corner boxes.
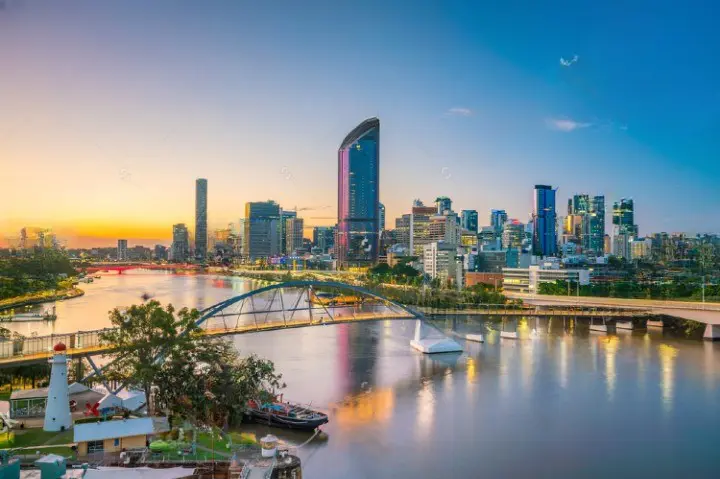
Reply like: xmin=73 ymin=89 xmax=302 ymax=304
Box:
xmin=336 ymin=118 xmax=380 ymax=268
xmin=532 ymin=185 xmax=557 ymax=257
xmin=285 ymin=218 xmax=304 ymax=255
xmin=244 ymin=201 xmax=281 ymax=260
xmin=171 ymin=224 xmax=190 ymax=262
xmin=195 ymin=178 xmax=208 ymax=262
xmin=490 ymin=209 xmax=508 ymax=234
xmin=460 ymin=210 xmax=478 ymax=233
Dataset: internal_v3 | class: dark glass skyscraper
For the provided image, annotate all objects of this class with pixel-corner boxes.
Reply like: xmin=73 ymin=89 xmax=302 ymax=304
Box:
xmin=460 ymin=210 xmax=478 ymax=233
xmin=613 ymin=198 xmax=638 ymax=236
xmin=337 ymin=118 xmax=380 ymax=268
xmin=490 ymin=209 xmax=508 ymax=234
xmin=532 ymin=185 xmax=557 ymax=256
xmin=195 ymin=178 xmax=208 ymax=262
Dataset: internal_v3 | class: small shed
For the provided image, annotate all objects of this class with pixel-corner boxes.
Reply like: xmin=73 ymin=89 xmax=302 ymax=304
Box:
xmin=74 ymin=417 xmax=155 ymax=457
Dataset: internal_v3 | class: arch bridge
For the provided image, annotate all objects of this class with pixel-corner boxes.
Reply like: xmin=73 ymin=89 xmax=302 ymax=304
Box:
xmin=0 ymin=281 xmax=461 ymax=369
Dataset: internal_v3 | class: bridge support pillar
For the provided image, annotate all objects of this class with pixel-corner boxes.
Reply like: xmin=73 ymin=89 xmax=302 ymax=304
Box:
xmin=410 ymin=321 xmax=463 ymax=354
xmin=703 ymin=324 xmax=720 ymax=341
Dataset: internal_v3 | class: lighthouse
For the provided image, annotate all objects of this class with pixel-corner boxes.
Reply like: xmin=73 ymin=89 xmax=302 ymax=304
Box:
xmin=43 ymin=343 xmax=72 ymax=432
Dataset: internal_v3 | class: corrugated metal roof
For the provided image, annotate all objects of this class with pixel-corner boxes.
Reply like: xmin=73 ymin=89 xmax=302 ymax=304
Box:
xmin=74 ymin=417 xmax=155 ymax=443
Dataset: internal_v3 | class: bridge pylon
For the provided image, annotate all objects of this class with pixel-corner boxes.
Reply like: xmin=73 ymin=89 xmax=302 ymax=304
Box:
xmin=411 ymin=320 xmax=463 ymax=354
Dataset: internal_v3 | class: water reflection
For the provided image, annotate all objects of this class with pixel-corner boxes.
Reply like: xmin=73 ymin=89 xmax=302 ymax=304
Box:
xmin=415 ymin=378 xmax=434 ymax=439
xmin=600 ymin=336 xmax=619 ymax=401
xmin=658 ymin=344 xmax=678 ymax=412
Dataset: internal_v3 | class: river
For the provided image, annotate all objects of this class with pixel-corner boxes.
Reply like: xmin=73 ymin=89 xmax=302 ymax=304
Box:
xmin=11 ymin=270 xmax=720 ymax=478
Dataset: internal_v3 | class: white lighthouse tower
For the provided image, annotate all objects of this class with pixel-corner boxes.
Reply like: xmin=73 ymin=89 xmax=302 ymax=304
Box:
xmin=43 ymin=343 xmax=72 ymax=432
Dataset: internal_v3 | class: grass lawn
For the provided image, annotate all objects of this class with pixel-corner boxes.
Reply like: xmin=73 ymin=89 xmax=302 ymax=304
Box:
xmin=0 ymin=428 xmax=74 ymax=449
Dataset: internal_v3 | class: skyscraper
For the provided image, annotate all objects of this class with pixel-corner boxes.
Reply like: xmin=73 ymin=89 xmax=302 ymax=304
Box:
xmin=171 ymin=224 xmax=190 ymax=262
xmin=612 ymin=198 xmax=638 ymax=237
xmin=279 ymin=209 xmax=297 ymax=254
xmin=490 ymin=209 xmax=508 ymax=234
xmin=285 ymin=217 xmax=304 ymax=255
xmin=532 ymin=185 xmax=557 ymax=257
xmin=195 ymin=178 xmax=208 ymax=262
xmin=410 ymin=200 xmax=437 ymax=256
xmin=337 ymin=118 xmax=380 ymax=268
xmin=460 ymin=210 xmax=478 ymax=233
xmin=244 ymin=201 xmax=281 ymax=260
xmin=117 ymin=239 xmax=128 ymax=261
xmin=566 ymin=194 xmax=605 ymax=255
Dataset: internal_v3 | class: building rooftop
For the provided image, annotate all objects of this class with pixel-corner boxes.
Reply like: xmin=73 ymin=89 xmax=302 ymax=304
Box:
xmin=74 ymin=417 xmax=155 ymax=443
xmin=10 ymin=388 xmax=49 ymax=401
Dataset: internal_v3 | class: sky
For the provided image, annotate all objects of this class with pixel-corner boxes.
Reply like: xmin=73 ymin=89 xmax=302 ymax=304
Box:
xmin=1 ymin=0 xmax=719 ymax=247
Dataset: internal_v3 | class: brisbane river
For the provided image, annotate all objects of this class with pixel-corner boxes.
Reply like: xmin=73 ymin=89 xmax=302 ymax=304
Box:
xmin=12 ymin=270 xmax=720 ymax=477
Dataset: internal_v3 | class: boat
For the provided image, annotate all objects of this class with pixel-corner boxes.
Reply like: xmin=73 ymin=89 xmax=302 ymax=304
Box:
xmin=246 ymin=397 xmax=328 ymax=431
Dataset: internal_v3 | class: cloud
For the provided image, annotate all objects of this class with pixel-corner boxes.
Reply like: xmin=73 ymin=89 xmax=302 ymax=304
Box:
xmin=545 ymin=118 xmax=592 ymax=132
xmin=560 ymin=55 xmax=579 ymax=67
xmin=446 ymin=107 xmax=473 ymax=117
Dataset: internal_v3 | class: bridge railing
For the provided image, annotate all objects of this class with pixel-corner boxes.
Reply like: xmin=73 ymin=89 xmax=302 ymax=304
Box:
xmin=0 ymin=329 xmax=110 ymax=361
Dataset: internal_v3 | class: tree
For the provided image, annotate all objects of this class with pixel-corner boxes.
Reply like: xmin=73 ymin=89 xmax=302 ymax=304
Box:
xmin=99 ymin=301 xmax=202 ymax=410
xmin=153 ymin=339 xmax=284 ymax=428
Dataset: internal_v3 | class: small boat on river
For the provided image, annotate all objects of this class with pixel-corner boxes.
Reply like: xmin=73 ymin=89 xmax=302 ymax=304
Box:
xmin=246 ymin=397 xmax=329 ymax=431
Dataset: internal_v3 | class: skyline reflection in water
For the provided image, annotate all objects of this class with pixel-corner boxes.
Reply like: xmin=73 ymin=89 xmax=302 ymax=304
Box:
xmin=18 ymin=272 xmax=720 ymax=478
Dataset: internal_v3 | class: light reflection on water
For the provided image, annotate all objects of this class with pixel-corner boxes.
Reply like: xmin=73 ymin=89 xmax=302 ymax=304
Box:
xmin=11 ymin=272 xmax=720 ymax=478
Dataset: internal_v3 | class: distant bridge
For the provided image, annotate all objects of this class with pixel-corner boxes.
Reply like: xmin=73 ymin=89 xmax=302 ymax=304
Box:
xmin=80 ymin=263 xmax=200 ymax=274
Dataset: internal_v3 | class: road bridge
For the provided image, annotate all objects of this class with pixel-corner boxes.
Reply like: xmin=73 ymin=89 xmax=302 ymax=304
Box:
xmin=507 ymin=293 xmax=720 ymax=339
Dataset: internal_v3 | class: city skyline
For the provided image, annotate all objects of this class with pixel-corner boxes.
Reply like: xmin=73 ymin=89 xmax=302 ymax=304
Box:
xmin=3 ymin=1 xmax=720 ymax=248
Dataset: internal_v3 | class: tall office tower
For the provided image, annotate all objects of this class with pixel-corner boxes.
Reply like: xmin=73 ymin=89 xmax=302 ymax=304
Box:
xmin=171 ymin=223 xmax=190 ymax=262
xmin=285 ymin=217 xmax=304 ymax=255
xmin=490 ymin=209 xmax=508 ymax=234
xmin=435 ymin=196 xmax=452 ymax=215
xmin=313 ymin=226 xmax=336 ymax=253
xmin=244 ymin=201 xmax=281 ymax=260
xmin=378 ymin=203 xmax=386 ymax=232
xmin=279 ymin=209 xmax=297 ymax=254
xmin=153 ymin=244 xmax=167 ymax=261
xmin=612 ymin=198 xmax=638 ymax=237
xmin=586 ymin=196 xmax=605 ymax=255
xmin=336 ymin=118 xmax=380 ymax=268
xmin=460 ymin=210 xmax=479 ymax=233
xmin=428 ymin=212 xmax=461 ymax=245
xmin=566 ymin=194 xmax=605 ymax=255
xmin=195 ymin=178 xmax=208 ymax=262
xmin=532 ymin=185 xmax=557 ymax=257
xmin=410 ymin=200 xmax=438 ymax=256
xmin=117 ymin=239 xmax=128 ymax=261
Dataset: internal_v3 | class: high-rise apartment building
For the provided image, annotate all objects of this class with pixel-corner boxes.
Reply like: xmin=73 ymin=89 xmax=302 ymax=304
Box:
xmin=117 ymin=239 xmax=128 ymax=261
xmin=195 ymin=178 xmax=208 ymax=262
xmin=171 ymin=224 xmax=190 ymax=262
xmin=336 ymin=118 xmax=380 ymax=268
xmin=460 ymin=210 xmax=478 ymax=233
xmin=244 ymin=201 xmax=281 ymax=260
xmin=285 ymin=217 xmax=304 ymax=255
xmin=532 ymin=185 xmax=557 ymax=257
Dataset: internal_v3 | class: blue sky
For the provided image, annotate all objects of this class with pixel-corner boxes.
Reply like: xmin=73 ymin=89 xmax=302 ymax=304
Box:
xmin=1 ymin=0 xmax=718 ymax=245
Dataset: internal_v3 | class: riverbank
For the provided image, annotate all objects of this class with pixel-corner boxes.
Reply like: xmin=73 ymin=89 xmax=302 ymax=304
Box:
xmin=0 ymin=288 xmax=84 ymax=313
